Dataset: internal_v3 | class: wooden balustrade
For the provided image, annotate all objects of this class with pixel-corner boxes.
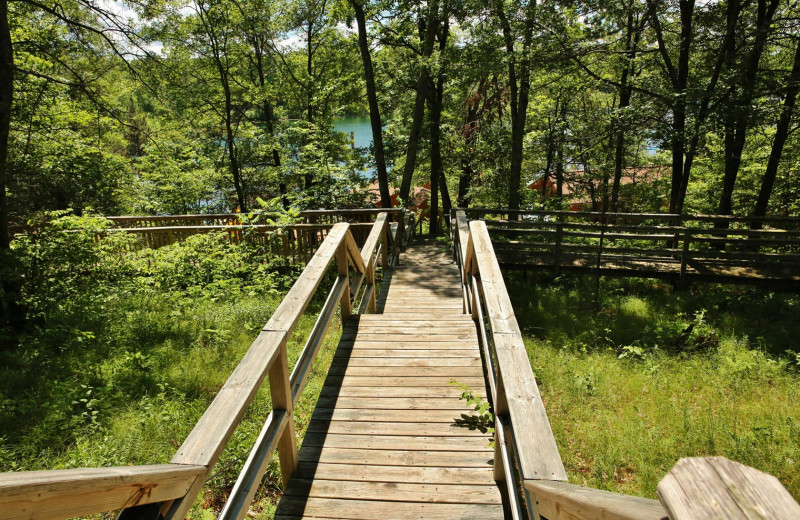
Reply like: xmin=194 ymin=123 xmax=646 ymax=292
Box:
xmin=453 ymin=209 xmax=800 ymax=519
xmin=0 ymin=213 xmax=399 ymax=520
xmin=106 ymin=208 xmax=404 ymax=229
xmin=456 ymin=209 xmax=800 ymax=287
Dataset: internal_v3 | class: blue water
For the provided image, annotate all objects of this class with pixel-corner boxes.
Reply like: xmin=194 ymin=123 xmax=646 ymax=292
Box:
xmin=333 ymin=116 xmax=373 ymax=149
xmin=333 ymin=116 xmax=376 ymax=177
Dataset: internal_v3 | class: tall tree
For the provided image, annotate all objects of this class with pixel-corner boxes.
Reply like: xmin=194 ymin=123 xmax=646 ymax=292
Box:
xmin=494 ymin=0 xmax=536 ymax=211
xmin=752 ymin=36 xmax=800 ymax=226
xmin=397 ymin=0 xmax=440 ymax=205
xmin=351 ymin=0 xmax=391 ymax=208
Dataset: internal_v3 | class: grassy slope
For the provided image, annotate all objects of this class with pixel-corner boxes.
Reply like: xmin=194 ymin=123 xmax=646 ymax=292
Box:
xmin=508 ymin=274 xmax=800 ymax=499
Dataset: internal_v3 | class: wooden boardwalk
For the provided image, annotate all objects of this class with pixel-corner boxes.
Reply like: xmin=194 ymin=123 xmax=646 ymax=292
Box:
xmin=274 ymin=238 xmax=504 ymax=519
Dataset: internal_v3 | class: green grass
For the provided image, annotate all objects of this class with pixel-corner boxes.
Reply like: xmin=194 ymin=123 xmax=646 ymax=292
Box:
xmin=1 ymin=221 xmax=345 ymax=518
xmin=507 ymin=273 xmax=800 ymax=500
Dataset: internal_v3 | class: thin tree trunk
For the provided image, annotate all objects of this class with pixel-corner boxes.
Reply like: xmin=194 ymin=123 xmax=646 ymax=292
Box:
xmin=352 ymin=1 xmax=391 ymax=208
xmin=429 ymin=91 xmax=441 ymax=235
xmin=752 ymin=38 xmax=800 ymax=227
xmin=398 ymin=0 xmax=439 ymax=205
xmin=0 ymin=0 xmax=11 ymax=250
xmin=611 ymin=11 xmax=639 ymax=212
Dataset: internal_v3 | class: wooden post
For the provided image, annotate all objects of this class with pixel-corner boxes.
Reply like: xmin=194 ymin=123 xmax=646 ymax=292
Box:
xmin=336 ymin=243 xmax=352 ymax=319
xmin=380 ymin=222 xmax=390 ymax=267
xmin=268 ymin=345 xmax=297 ymax=487
xmin=553 ymin=222 xmax=563 ymax=275
xmin=679 ymin=229 xmax=691 ymax=290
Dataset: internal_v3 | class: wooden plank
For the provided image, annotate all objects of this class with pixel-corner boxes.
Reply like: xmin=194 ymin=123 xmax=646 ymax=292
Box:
xmin=657 ymin=457 xmax=800 ymax=520
xmin=341 ymin=336 xmax=477 ymax=344
xmin=309 ymin=407 xmax=481 ymax=423
xmin=330 ymin=357 xmax=481 ymax=367
xmin=297 ymin=446 xmax=496 ymax=468
xmin=336 ymin=341 xmax=480 ymax=350
xmin=300 ymin=434 xmax=491 ymax=451
xmin=320 ymin=376 xmax=485 ymax=387
xmin=315 ymin=396 xmax=483 ymax=409
xmin=283 ymin=478 xmax=502 ymax=505
xmin=292 ymin=462 xmax=494 ymax=485
xmin=342 ymin=326 xmax=475 ymax=335
xmin=305 ymin=420 xmax=493 ymax=438
xmin=274 ymin=496 xmax=504 ymax=519
xmin=325 ymin=366 xmax=484 ymax=378
xmin=342 ymin=349 xmax=480 ymax=358
xmin=525 ymin=480 xmax=669 ymax=520
xmin=0 ymin=464 xmax=205 ymax=520
xmin=469 ymin=220 xmax=568 ymax=483
xmin=319 ymin=385 xmax=476 ymax=398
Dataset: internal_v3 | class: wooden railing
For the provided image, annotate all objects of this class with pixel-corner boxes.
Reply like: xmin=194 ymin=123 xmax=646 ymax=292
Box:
xmin=453 ymin=209 xmax=800 ymax=520
xmin=106 ymin=208 xmax=404 ymax=228
xmin=0 ymin=212 xmax=402 ymax=520
xmin=457 ymin=209 xmax=800 ymax=287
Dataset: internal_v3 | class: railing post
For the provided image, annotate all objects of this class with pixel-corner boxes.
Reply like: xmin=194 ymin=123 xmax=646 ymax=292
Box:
xmin=679 ymin=229 xmax=691 ymax=291
xmin=380 ymin=221 xmax=390 ymax=267
xmin=553 ymin=222 xmax=563 ymax=275
xmin=269 ymin=343 xmax=297 ymax=486
xmin=336 ymin=243 xmax=352 ymax=318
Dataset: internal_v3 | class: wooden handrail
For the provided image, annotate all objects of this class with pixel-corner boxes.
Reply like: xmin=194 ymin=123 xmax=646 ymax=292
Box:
xmin=454 ymin=209 xmax=800 ymax=519
xmin=0 ymin=213 xmax=400 ymax=520
xmin=0 ymin=464 xmax=206 ymax=520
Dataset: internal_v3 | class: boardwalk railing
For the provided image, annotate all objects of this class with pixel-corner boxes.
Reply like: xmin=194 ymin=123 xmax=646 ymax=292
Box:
xmin=457 ymin=209 xmax=800 ymax=287
xmin=0 ymin=213 xmax=403 ymax=520
xmin=453 ymin=209 xmax=800 ymax=519
xmin=106 ymin=208 xmax=404 ymax=228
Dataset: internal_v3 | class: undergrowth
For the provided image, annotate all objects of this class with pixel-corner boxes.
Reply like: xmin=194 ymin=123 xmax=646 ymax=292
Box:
xmin=507 ymin=272 xmax=800 ymax=500
xmin=0 ymin=212 xmax=341 ymax=518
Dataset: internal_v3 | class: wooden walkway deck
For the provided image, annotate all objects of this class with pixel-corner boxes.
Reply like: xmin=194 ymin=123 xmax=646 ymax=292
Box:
xmin=274 ymin=238 xmax=504 ymax=519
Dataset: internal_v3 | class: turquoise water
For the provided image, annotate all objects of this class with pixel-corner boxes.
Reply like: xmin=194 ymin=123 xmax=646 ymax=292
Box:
xmin=333 ymin=116 xmax=376 ymax=177
xmin=333 ymin=116 xmax=373 ymax=149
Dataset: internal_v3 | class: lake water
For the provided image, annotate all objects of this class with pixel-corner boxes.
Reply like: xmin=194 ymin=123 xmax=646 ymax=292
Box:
xmin=333 ymin=116 xmax=373 ymax=149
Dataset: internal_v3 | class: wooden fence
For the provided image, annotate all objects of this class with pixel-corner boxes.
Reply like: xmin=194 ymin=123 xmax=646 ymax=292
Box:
xmin=452 ymin=210 xmax=800 ymax=520
xmin=457 ymin=209 xmax=800 ymax=288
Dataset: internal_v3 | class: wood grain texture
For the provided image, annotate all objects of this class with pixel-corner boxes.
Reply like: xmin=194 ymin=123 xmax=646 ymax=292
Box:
xmin=0 ymin=464 xmax=205 ymax=520
xmin=657 ymin=457 xmax=800 ymax=520
xmin=525 ymin=480 xmax=668 ymax=520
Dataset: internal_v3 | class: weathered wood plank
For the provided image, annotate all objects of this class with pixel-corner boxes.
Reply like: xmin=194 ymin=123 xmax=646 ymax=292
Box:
xmin=319 ymin=375 xmax=485 ymax=387
xmin=525 ymin=479 xmax=668 ymax=520
xmin=657 ymin=457 xmax=800 ymax=520
xmin=319 ymin=385 xmax=476 ymax=398
xmin=314 ymin=395 xmax=483 ymax=409
xmin=309 ymin=408 xmax=481 ymax=423
xmin=0 ymin=464 xmax=205 ymax=520
xmin=300 ymin=434 xmax=491 ymax=451
xmin=274 ymin=496 xmax=504 ymax=519
xmin=283 ymin=478 xmax=502 ymax=505
xmin=342 ymin=348 xmax=480 ymax=358
xmin=330 ymin=357 xmax=482 ymax=367
xmin=297 ymin=446 xmax=495 ymax=468
xmin=292 ymin=463 xmax=494 ymax=485
xmin=325 ymin=366 xmax=484 ymax=377
xmin=305 ymin=420 xmax=491 ymax=438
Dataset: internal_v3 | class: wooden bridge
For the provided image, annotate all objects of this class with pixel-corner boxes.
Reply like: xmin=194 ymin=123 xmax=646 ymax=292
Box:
xmin=2 ymin=209 xmax=800 ymax=520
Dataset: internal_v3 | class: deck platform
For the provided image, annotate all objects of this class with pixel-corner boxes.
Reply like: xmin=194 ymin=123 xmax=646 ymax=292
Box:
xmin=274 ymin=238 xmax=503 ymax=519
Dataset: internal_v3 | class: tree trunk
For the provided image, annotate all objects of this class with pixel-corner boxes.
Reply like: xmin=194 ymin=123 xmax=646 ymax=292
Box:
xmin=398 ymin=0 xmax=439 ymax=205
xmin=497 ymin=0 xmax=535 ymax=212
xmin=611 ymin=11 xmax=638 ymax=212
xmin=752 ymin=38 xmax=800 ymax=227
xmin=718 ymin=0 xmax=778 ymax=218
xmin=352 ymin=1 xmax=391 ymax=208
xmin=428 ymin=92 xmax=440 ymax=235
xmin=0 ymin=0 xmax=11 ymax=250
